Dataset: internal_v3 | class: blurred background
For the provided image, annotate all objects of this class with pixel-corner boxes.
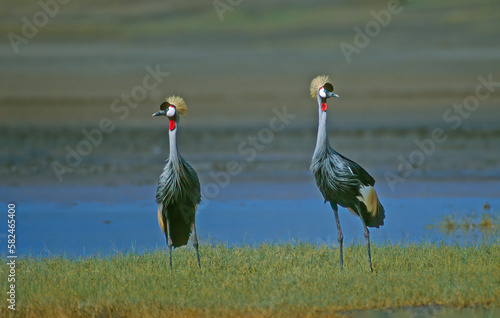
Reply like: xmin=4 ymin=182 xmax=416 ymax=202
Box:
xmin=2 ymin=0 xmax=500 ymax=185
xmin=0 ymin=0 xmax=498 ymax=254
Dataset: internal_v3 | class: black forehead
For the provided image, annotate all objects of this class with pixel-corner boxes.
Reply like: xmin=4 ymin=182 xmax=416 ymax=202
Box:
xmin=160 ymin=102 xmax=171 ymax=110
xmin=323 ymin=83 xmax=334 ymax=92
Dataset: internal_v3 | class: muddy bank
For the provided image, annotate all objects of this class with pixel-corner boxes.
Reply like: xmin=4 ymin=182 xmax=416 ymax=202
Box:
xmin=2 ymin=125 xmax=500 ymax=186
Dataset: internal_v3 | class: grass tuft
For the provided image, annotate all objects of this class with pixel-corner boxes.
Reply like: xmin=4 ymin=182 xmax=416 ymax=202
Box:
xmin=427 ymin=212 xmax=498 ymax=237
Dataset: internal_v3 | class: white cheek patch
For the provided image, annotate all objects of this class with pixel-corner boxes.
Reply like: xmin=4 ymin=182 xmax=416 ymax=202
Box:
xmin=166 ymin=107 xmax=176 ymax=117
xmin=319 ymin=88 xmax=326 ymax=98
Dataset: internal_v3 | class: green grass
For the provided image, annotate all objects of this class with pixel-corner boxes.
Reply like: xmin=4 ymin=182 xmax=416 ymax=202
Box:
xmin=2 ymin=243 xmax=499 ymax=317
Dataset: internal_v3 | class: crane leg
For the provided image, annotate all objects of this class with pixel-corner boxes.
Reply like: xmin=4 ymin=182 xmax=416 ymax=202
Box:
xmin=360 ymin=217 xmax=373 ymax=272
xmin=192 ymin=221 xmax=201 ymax=270
xmin=165 ymin=218 xmax=173 ymax=271
xmin=330 ymin=203 xmax=343 ymax=270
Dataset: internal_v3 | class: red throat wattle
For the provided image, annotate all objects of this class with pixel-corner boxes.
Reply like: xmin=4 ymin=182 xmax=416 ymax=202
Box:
xmin=321 ymin=102 xmax=327 ymax=112
xmin=169 ymin=120 xmax=176 ymax=131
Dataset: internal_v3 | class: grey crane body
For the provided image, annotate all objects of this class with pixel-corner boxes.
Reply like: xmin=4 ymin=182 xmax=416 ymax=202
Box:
xmin=154 ymin=97 xmax=201 ymax=270
xmin=156 ymin=137 xmax=201 ymax=248
xmin=311 ymin=94 xmax=384 ymax=228
xmin=310 ymin=79 xmax=385 ymax=271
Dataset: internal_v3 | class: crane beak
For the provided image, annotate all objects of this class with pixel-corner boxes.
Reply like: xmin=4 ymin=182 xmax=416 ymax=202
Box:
xmin=152 ymin=110 xmax=166 ymax=117
xmin=328 ymin=92 xmax=339 ymax=98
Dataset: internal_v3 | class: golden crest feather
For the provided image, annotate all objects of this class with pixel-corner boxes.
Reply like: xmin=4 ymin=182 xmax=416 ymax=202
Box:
xmin=310 ymin=75 xmax=331 ymax=99
xmin=166 ymin=95 xmax=188 ymax=115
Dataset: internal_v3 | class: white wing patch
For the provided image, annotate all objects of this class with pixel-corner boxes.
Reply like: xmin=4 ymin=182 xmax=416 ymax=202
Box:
xmin=157 ymin=205 xmax=166 ymax=233
xmin=356 ymin=185 xmax=380 ymax=217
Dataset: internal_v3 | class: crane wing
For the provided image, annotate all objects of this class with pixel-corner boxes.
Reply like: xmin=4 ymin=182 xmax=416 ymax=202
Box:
xmin=337 ymin=152 xmax=375 ymax=186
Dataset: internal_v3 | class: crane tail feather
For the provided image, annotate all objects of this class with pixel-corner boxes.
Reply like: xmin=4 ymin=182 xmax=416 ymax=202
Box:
xmin=157 ymin=206 xmax=166 ymax=234
xmin=357 ymin=186 xmax=385 ymax=228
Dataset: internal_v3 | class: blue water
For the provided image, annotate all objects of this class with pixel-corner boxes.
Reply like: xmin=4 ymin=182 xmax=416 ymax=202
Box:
xmin=1 ymin=181 xmax=498 ymax=257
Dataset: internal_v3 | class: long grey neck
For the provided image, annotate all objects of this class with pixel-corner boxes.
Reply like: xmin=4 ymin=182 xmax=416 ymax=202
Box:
xmin=168 ymin=125 xmax=179 ymax=162
xmin=313 ymin=95 xmax=329 ymax=158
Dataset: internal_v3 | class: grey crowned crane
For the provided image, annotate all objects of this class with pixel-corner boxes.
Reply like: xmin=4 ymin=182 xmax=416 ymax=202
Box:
xmin=309 ymin=75 xmax=385 ymax=271
xmin=153 ymin=95 xmax=202 ymax=270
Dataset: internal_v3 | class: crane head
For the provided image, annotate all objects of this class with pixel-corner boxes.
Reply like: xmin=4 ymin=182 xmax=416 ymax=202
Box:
xmin=318 ymin=83 xmax=339 ymax=99
xmin=310 ymin=75 xmax=339 ymax=111
xmin=152 ymin=95 xmax=188 ymax=131
xmin=310 ymin=75 xmax=339 ymax=99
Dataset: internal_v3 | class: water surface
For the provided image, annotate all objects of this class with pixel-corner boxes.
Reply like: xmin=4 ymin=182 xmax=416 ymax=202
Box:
xmin=2 ymin=179 xmax=497 ymax=257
